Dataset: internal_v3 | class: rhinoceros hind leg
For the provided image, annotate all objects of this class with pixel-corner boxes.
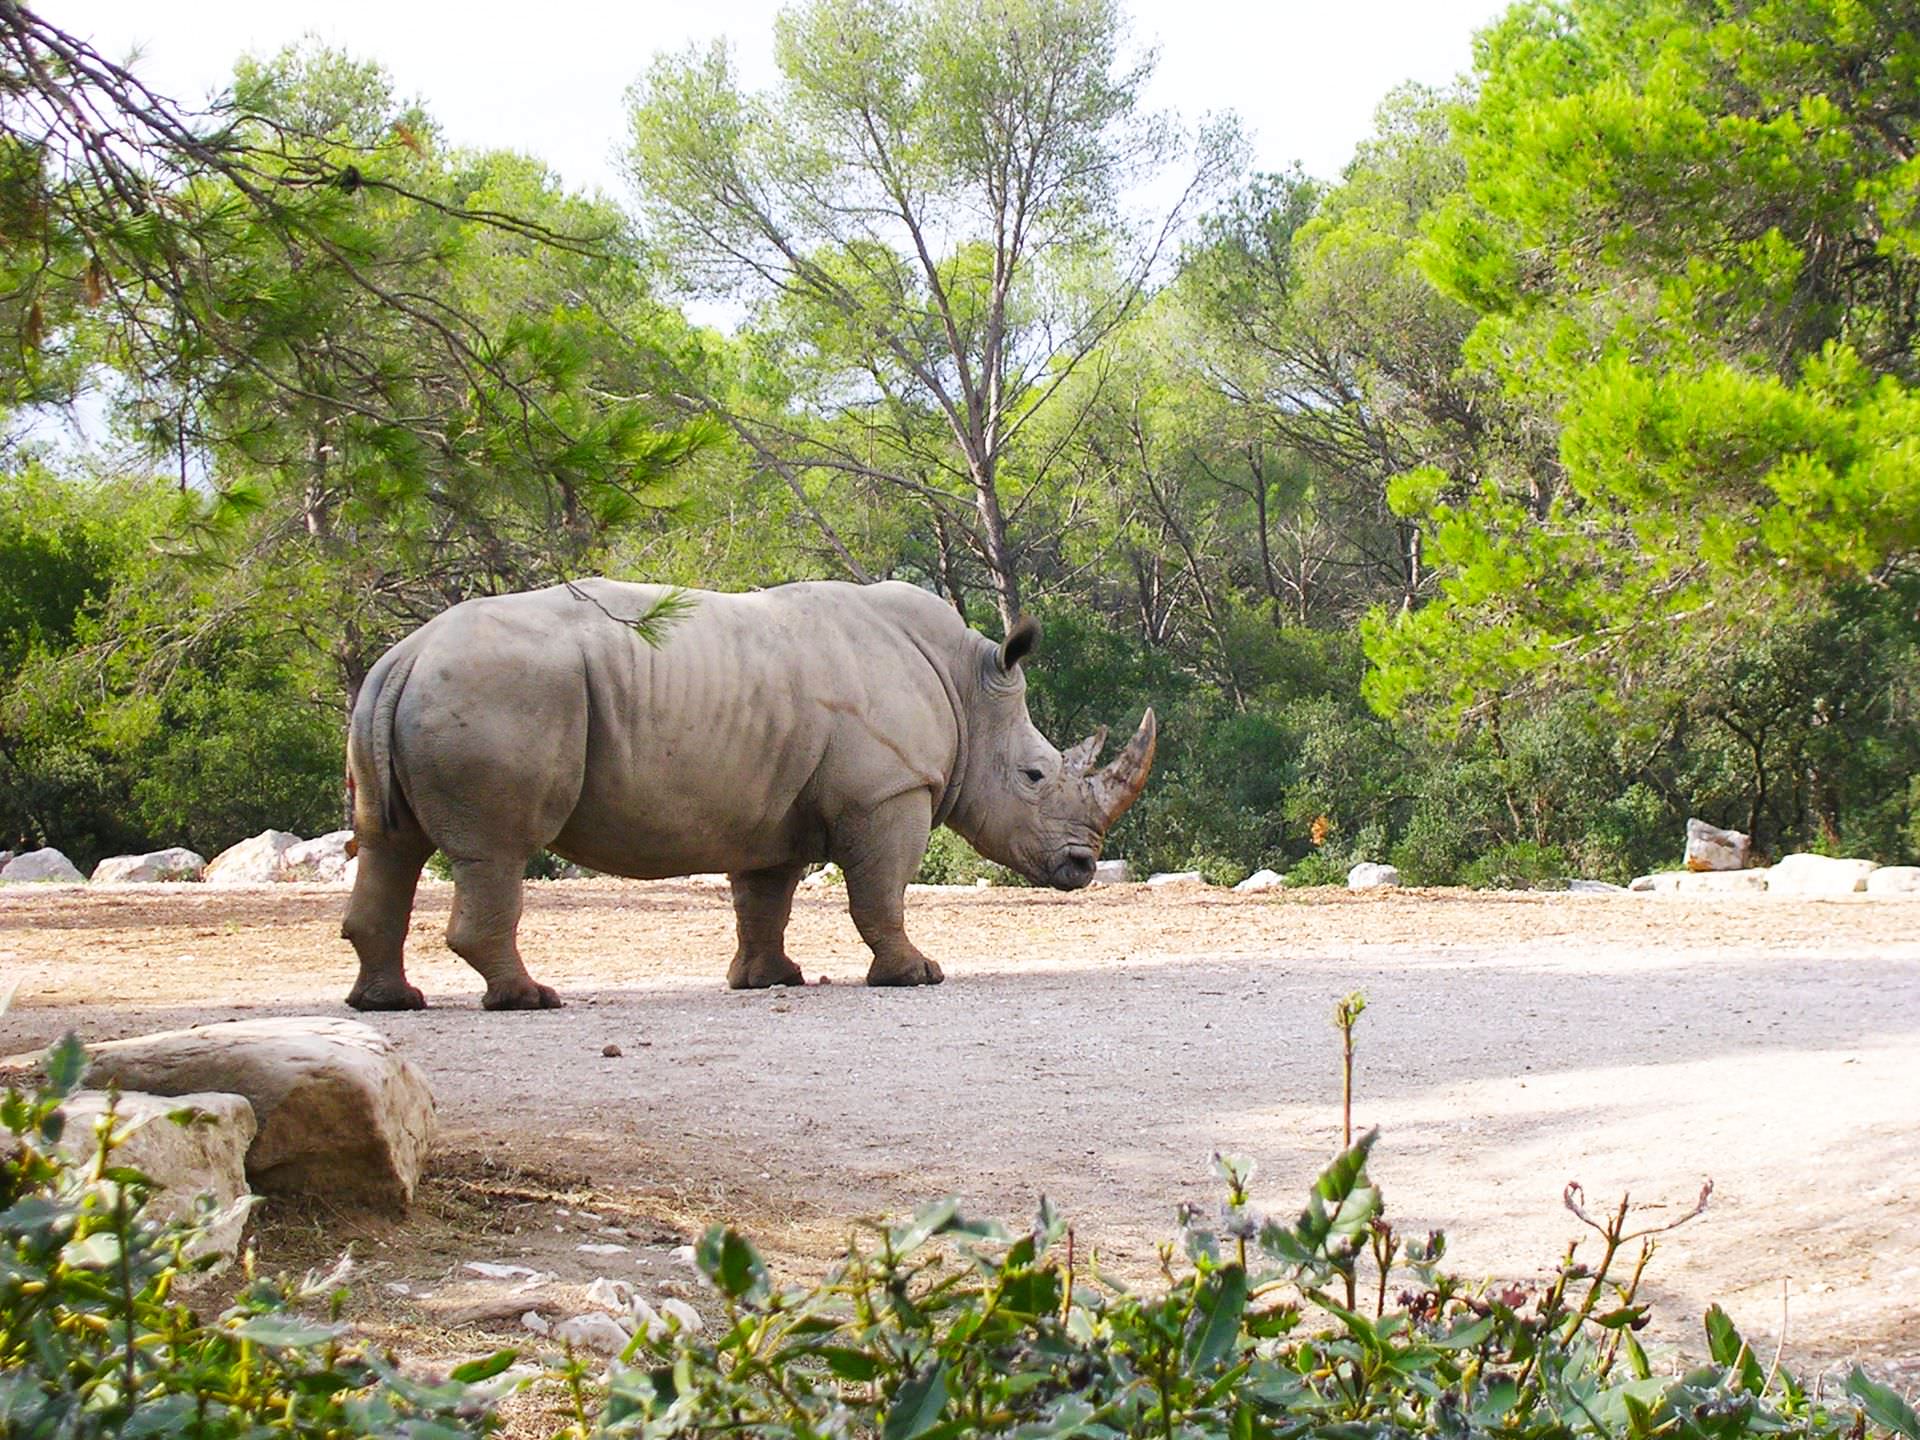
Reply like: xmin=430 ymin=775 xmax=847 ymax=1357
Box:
xmin=838 ymin=795 xmax=945 ymax=987
xmin=343 ymin=834 xmax=433 ymax=1010
xmin=445 ymin=856 xmax=563 ymax=1010
xmin=726 ymin=864 xmax=806 ymax=989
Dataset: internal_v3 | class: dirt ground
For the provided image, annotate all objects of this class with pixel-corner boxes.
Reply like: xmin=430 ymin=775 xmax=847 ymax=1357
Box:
xmin=3 ymin=877 xmax=1918 ymax=1384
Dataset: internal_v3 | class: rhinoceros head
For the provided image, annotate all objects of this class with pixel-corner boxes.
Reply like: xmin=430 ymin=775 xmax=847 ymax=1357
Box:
xmin=949 ymin=616 xmax=1157 ymax=890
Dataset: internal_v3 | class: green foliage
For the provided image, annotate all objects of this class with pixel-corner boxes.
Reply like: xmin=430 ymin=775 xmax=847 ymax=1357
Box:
xmin=7 ymin=1031 xmax=1912 ymax=1440
xmin=914 ymin=828 xmax=1015 ymax=887
xmin=0 ymin=1038 xmax=507 ymax=1437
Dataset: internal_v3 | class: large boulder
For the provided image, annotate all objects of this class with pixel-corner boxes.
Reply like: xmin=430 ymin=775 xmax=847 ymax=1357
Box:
xmin=1347 ymin=862 xmax=1400 ymax=891
xmin=1866 ymin=866 xmax=1920 ymax=895
xmin=1233 ymin=868 xmax=1284 ymax=893
xmin=91 ymin=847 xmax=207 ymax=884
xmin=1 ymin=847 xmax=84 ymax=883
xmin=203 ymin=830 xmax=301 ymax=886
xmin=1765 ymin=853 xmax=1878 ymax=896
xmin=71 ymin=1017 xmax=434 ymax=1212
xmin=1684 ymin=818 xmax=1751 ymax=872
xmin=1629 ymin=871 xmax=1685 ymax=893
xmin=283 ymin=830 xmax=356 ymax=883
xmin=1675 ymin=869 xmax=1770 ymax=894
xmin=56 ymin=1090 xmax=255 ymax=1265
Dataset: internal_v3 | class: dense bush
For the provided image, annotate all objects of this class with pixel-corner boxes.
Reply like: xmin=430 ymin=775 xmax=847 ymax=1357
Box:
xmin=8 ymin=1031 xmax=1917 ymax=1440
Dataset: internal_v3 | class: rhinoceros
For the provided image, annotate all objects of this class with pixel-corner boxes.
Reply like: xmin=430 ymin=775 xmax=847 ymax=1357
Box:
xmin=341 ymin=579 xmax=1155 ymax=1009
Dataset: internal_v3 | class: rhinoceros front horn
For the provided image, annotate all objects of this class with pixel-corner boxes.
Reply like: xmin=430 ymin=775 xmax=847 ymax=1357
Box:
xmin=1089 ymin=709 xmax=1156 ymax=828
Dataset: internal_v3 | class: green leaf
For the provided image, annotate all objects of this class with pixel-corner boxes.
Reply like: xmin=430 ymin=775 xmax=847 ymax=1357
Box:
xmin=61 ymin=1232 xmax=122 ymax=1269
xmin=883 ymin=1358 xmax=949 ymax=1440
xmin=231 ymin=1314 xmax=347 ymax=1348
xmin=44 ymin=1034 xmax=86 ymax=1098
xmin=696 ymin=1225 xmax=769 ymax=1304
xmin=1704 ymin=1304 xmax=1766 ymax=1392
xmin=815 ymin=1346 xmax=884 ymax=1382
xmin=1186 ymin=1264 xmax=1248 ymax=1371
xmin=449 ymin=1349 xmax=519 ymax=1383
xmin=890 ymin=1198 xmax=961 ymax=1256
xmin=1847 ymin=1367 xmax=1920 ymax=1440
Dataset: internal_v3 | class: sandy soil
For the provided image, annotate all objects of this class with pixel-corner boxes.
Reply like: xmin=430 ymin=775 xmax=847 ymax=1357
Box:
xmin=3 ymin=877 xmax=1917 ymax=1381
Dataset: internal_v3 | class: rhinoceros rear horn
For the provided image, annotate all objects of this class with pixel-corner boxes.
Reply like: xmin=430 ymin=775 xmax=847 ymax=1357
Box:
xmin=1061 ymin=725 xmax=1107 ymax=775
xmin=1090 ymin=709 xmax=1156 ymax=829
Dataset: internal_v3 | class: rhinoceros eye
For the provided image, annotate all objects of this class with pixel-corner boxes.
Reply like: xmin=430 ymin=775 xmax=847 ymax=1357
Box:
xmin=1020 ymin=766 xmax=1046 ymax=784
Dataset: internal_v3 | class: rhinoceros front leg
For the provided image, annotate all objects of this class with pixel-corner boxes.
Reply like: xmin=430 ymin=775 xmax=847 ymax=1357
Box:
xmin=837 ymin=793 xmax=944 ymax=987
xmin=445 ymin=856 xmax=563 ymax=1010
xmin=727 ymin=864 xmax=806 ymax=989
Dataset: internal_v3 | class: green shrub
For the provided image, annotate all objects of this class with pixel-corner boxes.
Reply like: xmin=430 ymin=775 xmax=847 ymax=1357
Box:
xmin=8 ymin=1034 xmax=1914 ymax=1440
xmin=914 ymin=827 xmax=1017 ymax=886
xmin=1460 ymin=839 xmax=1570 ymax=890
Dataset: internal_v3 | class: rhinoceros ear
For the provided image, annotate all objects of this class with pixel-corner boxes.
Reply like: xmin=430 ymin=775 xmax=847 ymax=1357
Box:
xmin=998 ymin=615 xmax=1041 ymax=674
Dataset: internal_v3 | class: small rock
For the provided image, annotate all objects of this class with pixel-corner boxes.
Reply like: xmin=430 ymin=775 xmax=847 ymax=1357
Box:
xmin=1090 ymin=859 xmax=1132 ymax=885
xmin=521 ymin=1311 xmax=552 ymax=1337
xmin=1347 ymin=862 xmax=1400 ymax=890
xmin=91 ymin=847 xmax=208 ymax=883
xmin=1684 ymin=818 xmax=1751 ymax=872
xmin=282 ymin=830 xmax=356 ymax=883
xmin=1145 ymin=870 xmax=1204 ymax=888
xmin=203 ymin=830 xmax=302 ymax=886
xmin=464 ymin=1261 xmax=554 ymax=1284
xmin=0 ymin=847 xmax=84 ymax=883
xmin=1766 ymin=853 xmax=1879 ymax=896
xmin=669 ymin=1244 xmax=697 ymax=1268
xmin=1866 ymin=866 xmax=1920 ymax=895
xmin=1629 ymin=872 xmax=1685 ymax=893
xmin=67 ymin=1016 xmax=435 ymax=1212
xmin=815 ymin=976 xmax=833 ymax=986
xmin=602 ymin=1043 xmax=622 ymax=1058
xmin=660 ymin=1297 xmax=704 ymax=1332
xmin=55 ymin=1090 xmax=256 ymax=1267
xmin=1567 ymin=879 xmax=1628 ymax=894
xmin=577 ymin=1242 xmax=629 ymax=1255
xmin=1233 ymin=868 xmax=1283 ymax=893
xmin=585 ymin=1277 xmax=635 ymax=1311
xmin=553 ymin=1311 xmax=633 ymax=1354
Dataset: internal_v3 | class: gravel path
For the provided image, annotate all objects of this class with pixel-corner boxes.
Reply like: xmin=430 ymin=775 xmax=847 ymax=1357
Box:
xmin=4 ymin=879 xmax=1917 ymax=1373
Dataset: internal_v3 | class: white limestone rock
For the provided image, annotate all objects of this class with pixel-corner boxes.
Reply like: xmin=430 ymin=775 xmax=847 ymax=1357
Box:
xmin=203 ymin=830 xmax=302 ymax=886
xmin=1347 ymin=862 xmax=1400 ymax=891
xmin=801 ymin=863 xmax=842 ymax=888
xmin=91 ymin=847 xmax=207 ymax=884
xmin=282 ymin=830 xmax=355 ymax=883
xmin=1567 ymin=879 xmax=1629 ymax=894
xmin=1765 ymin=853 xmax=1879 ymax=896
xmin=1090 ymin=859 xmax=1132 ymax=885
xmin=1 ymin=847 xmax=84 ymax=883
xmin=1684 ymin=818 xmax=1751 ymax=872
xmin=56 ymin=1090 xmax=255 ymax=1265
xmin=1675 ymin=869 xmax=1771 ymax=894
xmin=552 ymin=1311 xmax=633 ymax=1354
xmin=71 ymin=1017 xmax=435 ymax=1212
xmin=1146 ymin=870 xmax=1205 ymax=888
xmin=1628 ymin=872 xmax=1685 ymax=893
xmin=1233 ymin=868 xmax=1284 ymax=893
xmin=1865 ymin=865 xmax=1920 ymax=895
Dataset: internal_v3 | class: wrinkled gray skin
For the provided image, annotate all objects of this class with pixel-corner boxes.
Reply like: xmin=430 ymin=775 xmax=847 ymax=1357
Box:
xmin=341 ymin=579 xmax=1156 ymax=1010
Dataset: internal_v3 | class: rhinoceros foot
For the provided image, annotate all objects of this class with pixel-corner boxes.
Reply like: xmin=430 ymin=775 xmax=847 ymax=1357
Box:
xmin=481 ymin=977 xmax=564 ymax=1010
xmin=346 ymin=979 xmax=427 ymax=1011
xmin=866 ymin=952 xmax=944 ymax=986
xmin=727 ymin=952 xmax=806 ymax=989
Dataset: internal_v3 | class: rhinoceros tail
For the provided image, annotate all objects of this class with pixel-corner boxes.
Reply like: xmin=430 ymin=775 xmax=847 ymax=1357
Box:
xmin=348 ymin=643 xmax=419 ymax=838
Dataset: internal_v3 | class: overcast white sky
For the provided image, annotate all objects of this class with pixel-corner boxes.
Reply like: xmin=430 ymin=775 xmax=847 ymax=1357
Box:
xmin=62 ymin=0 xmax=1507 ymax=197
